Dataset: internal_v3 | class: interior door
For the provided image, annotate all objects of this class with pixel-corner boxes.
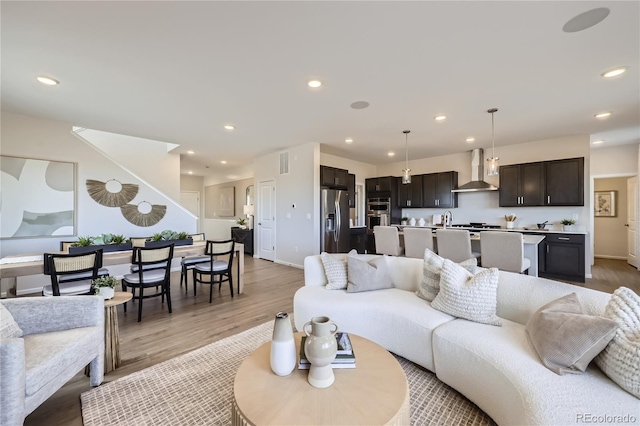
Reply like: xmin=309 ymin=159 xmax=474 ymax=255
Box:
xmin=627 ymin=176 xmax=638 ymax=268
xmin=258 ymin=180 xmax=276 ymax=261
xmin=180 ymin=191 xmax=200 ymax=231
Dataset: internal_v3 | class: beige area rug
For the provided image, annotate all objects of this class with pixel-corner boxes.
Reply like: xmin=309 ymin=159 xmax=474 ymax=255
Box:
xmin=81 ymin=321 xmax=495 ymax=426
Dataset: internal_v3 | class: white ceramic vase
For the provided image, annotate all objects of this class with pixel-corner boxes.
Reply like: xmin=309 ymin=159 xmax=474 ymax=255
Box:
xmin=270 ymin=312 xmax=296 ymax=376
xmin=99 ymin=287 xmax=115 ymax=300
xmin=303 ymin=316 xmax=338 ymax=388
xmin=409 ymin=218 xmax=416 ymax=226
xmin=506 ymin=222 xmax=515 ymax=229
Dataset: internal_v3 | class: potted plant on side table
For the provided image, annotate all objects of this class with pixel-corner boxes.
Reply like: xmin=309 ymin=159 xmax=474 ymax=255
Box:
xmin=91 ymin=276 xmax=118 ymax=300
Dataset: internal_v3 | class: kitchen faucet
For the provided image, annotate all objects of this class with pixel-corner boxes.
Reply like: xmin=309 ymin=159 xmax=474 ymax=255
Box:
xmin=443 ymin=210 xmax=453 ymax=228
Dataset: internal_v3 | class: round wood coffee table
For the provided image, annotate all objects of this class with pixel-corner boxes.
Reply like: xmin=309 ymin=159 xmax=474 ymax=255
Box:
xmin=232 ymin=333 xmax=410 ymax=425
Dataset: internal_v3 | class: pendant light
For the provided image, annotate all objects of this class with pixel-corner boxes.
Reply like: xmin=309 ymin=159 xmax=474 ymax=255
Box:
xmin=402 ymin=130 xmax=411 ymax=184
xmin=487 ymin=108 xmax=500 ymax=176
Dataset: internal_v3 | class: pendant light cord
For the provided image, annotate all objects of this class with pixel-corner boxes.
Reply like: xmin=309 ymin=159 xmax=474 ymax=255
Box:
xmin=491 ymin=111 xmax=495 ymax=158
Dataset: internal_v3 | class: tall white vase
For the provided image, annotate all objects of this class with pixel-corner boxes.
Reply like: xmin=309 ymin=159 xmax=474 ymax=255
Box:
xmin=270 ymin=312 xmax=296 ymax=376
xmin=303 ymin=316 xmax=338 ymax=388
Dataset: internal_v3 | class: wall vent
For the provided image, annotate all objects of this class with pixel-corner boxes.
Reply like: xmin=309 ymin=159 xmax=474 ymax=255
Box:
xmin=279 ymin=152 xmax=289 ymax=175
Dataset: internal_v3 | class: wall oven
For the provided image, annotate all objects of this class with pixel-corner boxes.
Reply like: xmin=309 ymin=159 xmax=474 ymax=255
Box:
xmin=366 ymin=197 xmax=390 ymax=233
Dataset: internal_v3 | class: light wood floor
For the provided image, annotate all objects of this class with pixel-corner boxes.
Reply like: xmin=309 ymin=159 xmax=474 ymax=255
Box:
xmin=24 ymin=256 xmax=638 ymax=426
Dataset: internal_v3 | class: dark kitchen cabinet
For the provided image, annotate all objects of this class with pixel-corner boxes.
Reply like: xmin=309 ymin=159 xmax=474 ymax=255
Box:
xmin=349 ymin=227 xmax=367 ymax=253
xmin=321 ymin=166 xmax=348 ymax=189
xmin=538 ymin=233 xmax=585 ymax=282
xmin=422 ymin=172 xmax=458 ymax=208
xmin=366 ymin=177 xmax=394 ymax=195
xmin=499 ymin=162 xmax=544 ymax=207
xmin=347 ymin=173 xmax=356 ymax=208
xmin=545 ymin=158 xmax=584 ymax=206
xmin=397 ymin=176 xmax=423 ymax=207
xmin=231 ymin=228 xmax=254 ymax=256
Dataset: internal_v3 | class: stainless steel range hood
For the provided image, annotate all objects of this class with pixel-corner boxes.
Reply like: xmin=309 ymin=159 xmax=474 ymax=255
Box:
xmin=451 ymin=148 xmax=499 ymax=193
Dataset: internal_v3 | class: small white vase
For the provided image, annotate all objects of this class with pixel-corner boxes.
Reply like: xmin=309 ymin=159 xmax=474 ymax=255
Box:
xmin=506 ymin=222 xmax=515 ymax=229
xmin=409 ymin=218 xmax=416 ymax=226
xmin=303 ymin=316 xmax=338 ymax=388
xmin=99 ymin=287 xmax=115 ymax=300
xmin=418 ymin=218 xmax=426 ymax=227
xmin=270 ymin=312 xmax=296 ymax=376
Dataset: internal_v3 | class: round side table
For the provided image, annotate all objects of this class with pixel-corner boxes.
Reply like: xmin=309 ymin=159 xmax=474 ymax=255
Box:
xmin=232 ymin=333 xmax=410 ymax=425
xmin=104 ymin=291 xmax=132 ymax=373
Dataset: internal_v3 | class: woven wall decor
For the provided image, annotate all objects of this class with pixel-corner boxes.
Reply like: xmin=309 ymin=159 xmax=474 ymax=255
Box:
xmin=120 ymin=202 xmax=167 ymax=227
xmin=86 ymin=179 xmax=138 ymax=207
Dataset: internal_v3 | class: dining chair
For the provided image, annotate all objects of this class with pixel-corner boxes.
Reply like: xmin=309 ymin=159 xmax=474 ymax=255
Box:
xmin=435 ymin=229 xmax=481 ymax=263
xmin=42 ymin=249 xmax=104 ymax=296
xmin=121 ymin=243 xmax=174 ymax=322
xmin=373 ymin=226 xmax=404 ymax=256
xmin=403 ymin=227 xmax=435 ymax=259
xmin=179 ymin=233 xmax=209 ymax=291
xmin=480 ymin=231 xmax=531 ymax=274
xmin=129 ymin=237 xmax=149 ymax=248
xmin=192 ymin=240 xmax=235 ymax=303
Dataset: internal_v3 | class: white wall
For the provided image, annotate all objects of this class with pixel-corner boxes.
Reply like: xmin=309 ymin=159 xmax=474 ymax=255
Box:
xmin=77 ymin=127 xmax=182 ymax=201
xmin=590 ymin=144 xmax=639 ymax=177
xmin=0 ymin=112 xmax=196 ymax=293
xmin=201 ymin=177 xmax=254 ymax=241
xmin=594 ymin=177 xmax=628 ymax=259
xmin=254 ymin=143 xmax=319 ymax=268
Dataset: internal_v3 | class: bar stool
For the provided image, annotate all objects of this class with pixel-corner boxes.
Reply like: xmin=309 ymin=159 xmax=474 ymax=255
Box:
xmin=480 ymin=231 xmax=530 ymax=273
xmin=403 ymin=228 xmax=434 ymax=259
xmin=435 ymin=229 xmax=481 ymax=263
xmin=374 ymin=226 xmax=404 ymax=256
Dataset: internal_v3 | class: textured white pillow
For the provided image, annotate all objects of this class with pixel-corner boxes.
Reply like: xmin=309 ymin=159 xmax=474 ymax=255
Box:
xmin=431 ymin=259 xmax=502 ymax=326
xmin=0 ymin=303 xmax=23 ymax=339
xmin=416 ymin=249 xmax=477 ymax=302
xmin=595 ymin=287 xmax=640 ymax=398
xmin=320 ymin=250 xmax=357 ymax=290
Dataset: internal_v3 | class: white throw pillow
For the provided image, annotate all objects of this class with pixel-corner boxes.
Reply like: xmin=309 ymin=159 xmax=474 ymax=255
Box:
xmin=431 ymin=259 xmax=502 ymax=326
xmin=346 ymin=256 xmax=393 ymax=293
xmin=321 ymin=250 xmax=357 ymax=290
xmin=595 ymin=287 xmax=640 ymax=399
xmin=416 ymin=249 xmax=477 ymax=302
xmin=0 ymin=303 xmax=23 ymax=339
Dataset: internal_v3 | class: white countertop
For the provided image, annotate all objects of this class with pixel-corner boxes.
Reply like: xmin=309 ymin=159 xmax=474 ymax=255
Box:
xmin=394 ymin=224 xmax=587 ymax=235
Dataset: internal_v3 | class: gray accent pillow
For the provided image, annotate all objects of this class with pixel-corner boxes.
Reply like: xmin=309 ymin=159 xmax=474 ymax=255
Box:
xmin=526 ymin=293 xmax=618 ymax=375
xmin=0 ymin=302 xmax=23 ymax=339
xmin=595 ymin=287 xmax=640 ymax=398
xmin=346 ymin=256 xmax=393 ymax=293
xmin=416 ymin=249 xmax=477 ymax=302
xmin=431 ymin=259 xmax=501 ymax=326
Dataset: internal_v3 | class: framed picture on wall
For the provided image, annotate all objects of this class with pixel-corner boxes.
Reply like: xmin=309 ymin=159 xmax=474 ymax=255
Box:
xmin=0 ymin=156 xmax=76 ymax=238
xmin=594 ymin=191 xmax=616 ymax=217
xmin=218 ymin=186 xmax=235 ymax=217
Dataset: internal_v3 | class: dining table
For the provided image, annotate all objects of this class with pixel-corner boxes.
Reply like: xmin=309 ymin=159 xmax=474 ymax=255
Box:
xmin=0 ymin=241 xmax=245 ymax=298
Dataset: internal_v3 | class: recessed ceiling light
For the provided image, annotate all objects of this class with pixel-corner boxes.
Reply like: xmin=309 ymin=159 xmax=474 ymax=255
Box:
xmin=465 ymin=137 xmax=475 ymax=143
xmin=188 ymin=171 xmax=193 ymax=174
xmin=592 ymin=140 xmax=604 ymax=145
xmin=601 ymin=67 xmax=627 ymax=78
xmin=187 ymin=150 xmax=195 ymax=155
xmin=350 ymin=101 xmax=370 ymax=109
xmin=220 ymin=160 xmax=227 ymax=164
xmin=345 ymin=138 xmax=354 ymax=144
xmin=388 ymin=151 xmax=395 ymax=157
xmin=594 ymin=112 xmax=612 ymax=119
xmin=307 ymin=80 xmax=322 ymax=88
xmin=563 ymin=8 xmax=610 ymax=33
xmin=224 ymin=124 xmax=235 ymax=130
xmin=36 ymin=76 xmax=59 ymax=86
xmin=434 ymin=115 xmax=447 ymax=122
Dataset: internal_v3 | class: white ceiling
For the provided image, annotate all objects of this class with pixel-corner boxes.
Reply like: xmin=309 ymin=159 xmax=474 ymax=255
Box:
xmin=2 ymin=1 xmax=639 ymax=183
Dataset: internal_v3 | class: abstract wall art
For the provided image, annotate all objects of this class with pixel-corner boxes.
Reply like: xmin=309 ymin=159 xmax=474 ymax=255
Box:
xmin=1 ymin=156 xmax=75 ymax=238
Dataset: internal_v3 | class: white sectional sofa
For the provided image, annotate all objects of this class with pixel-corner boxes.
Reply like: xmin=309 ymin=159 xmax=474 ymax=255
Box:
xmin=294 ymin=254 xmax=639 ymax=426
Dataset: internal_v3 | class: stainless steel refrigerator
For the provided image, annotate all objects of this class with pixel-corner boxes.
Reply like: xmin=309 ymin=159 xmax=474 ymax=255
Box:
xmin=321 ymin=188 xmax=350 ymax=253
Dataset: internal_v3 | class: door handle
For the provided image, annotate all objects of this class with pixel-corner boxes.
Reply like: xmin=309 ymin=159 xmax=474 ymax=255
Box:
xmin=258 ymin=223 xmax=262 ymax=226
xmin=558 ymin=237 xmax=570 ymax=241
xmin=625 ymin=224 xmax=630 ymax=227
xmin=547 ymin=195 xmax=550 ymax=204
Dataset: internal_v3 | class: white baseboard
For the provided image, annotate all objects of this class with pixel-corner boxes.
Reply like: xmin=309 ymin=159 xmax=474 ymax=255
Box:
xmin=594 ymin=255 xmax=627 ymax=260
xmin=274 ymin=259 xmax=304 ymax=269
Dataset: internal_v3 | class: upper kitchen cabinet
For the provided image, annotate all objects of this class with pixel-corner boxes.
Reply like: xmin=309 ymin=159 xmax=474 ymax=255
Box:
xmin=422 ymin=172 xmax=458 ymax=208
xmin=366 ymin=177 xmax=394 ymax=195
xmin=545 ymin=158 xmax=584 ymax=206
xmin=499 ymin=157 xmax=584 ymax=207
xmin=321 ymin=165 xmax=348 ymax=189
xmin=397 ymin=175 xmax=423 ymax=207
xmin=499 ymin=162 xmax=544 ymax=207
xmin=347 ymin=173 xmax=356 ymax=208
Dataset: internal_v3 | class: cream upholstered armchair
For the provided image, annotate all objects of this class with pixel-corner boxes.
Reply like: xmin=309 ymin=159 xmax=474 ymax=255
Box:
xmin=0 ymin=296 xmax=104 ymax=426
xmin=373 ymin=226 xmax=404 ymax=256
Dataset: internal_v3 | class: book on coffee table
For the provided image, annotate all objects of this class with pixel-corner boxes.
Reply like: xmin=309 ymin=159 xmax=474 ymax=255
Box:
xmin=298 ymin=334 xmax=356 ymax=369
